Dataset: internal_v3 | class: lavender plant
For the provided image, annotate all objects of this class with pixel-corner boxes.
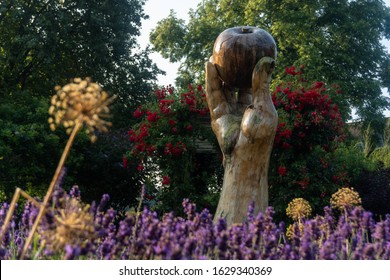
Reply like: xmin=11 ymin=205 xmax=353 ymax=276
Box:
xmin=0 ymin=186 xmax=388 ymax=260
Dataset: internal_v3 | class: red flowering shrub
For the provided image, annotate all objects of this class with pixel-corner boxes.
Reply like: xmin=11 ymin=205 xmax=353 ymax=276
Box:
xmin=125 ymin=85 xmax=221 ymax=214
xmin=269 ymin=65 xmax=350 ymax=220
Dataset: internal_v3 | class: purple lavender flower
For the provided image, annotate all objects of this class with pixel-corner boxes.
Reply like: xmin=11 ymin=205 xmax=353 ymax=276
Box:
xmin=182 ymin=199 xmax=196 ymax=221
xmin=1 ymin=187 xmax=389 ymax=260
xmin=97 ymin=194 xmax=110 ymax=212
xmin=69 ymin=185 xmax=81 ymax=199
xmin=65 ymin=244 xmax=82 ymax=260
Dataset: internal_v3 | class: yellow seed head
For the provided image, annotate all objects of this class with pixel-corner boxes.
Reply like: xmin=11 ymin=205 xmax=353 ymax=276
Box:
xmin=286 ymin=222 xmax=304 ymax=240
xmin=40 ymin=197 xmax=95 ymax=251
xmin=49 ymin=77 xmax=115 ymax=141
xmin=330 ymin=187 xmax=361 ymax=211
xmin=286 ymin=198 xmax=312 ymax=221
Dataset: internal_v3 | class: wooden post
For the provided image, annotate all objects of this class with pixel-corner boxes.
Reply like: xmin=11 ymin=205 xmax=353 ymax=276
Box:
xmin=206 ymin=57 xmax=278 ymax=224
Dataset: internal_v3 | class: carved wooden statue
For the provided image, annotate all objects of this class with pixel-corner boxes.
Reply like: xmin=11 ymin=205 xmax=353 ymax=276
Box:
xmin=205 ymin=26 xmax=278 ymax=224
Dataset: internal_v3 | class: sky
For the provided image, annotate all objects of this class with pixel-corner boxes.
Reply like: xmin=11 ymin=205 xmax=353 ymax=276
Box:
xmin=138 ymin=0 xmax=390 ymax=117
xmin=138 ymin=0 xmax=203 ymax=85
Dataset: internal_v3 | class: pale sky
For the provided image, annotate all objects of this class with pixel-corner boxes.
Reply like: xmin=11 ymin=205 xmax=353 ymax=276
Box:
xmin=139 ymin=0 xmax=390 ymax=117
xmin=138 ymin=0 xmax=203 ymax=86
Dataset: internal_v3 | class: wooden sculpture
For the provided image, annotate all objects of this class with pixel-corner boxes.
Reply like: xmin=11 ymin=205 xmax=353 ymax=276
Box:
xmin=206 ymin=26 xmax=278 ymax=224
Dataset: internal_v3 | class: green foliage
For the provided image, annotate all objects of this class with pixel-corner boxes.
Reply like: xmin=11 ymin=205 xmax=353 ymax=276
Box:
xmin=0 ymin=94 xmax=82 ymax=198
xmin=0 ymin=0 xmax=162 ymax=124
xmin=149 ymin=10 xmax=187 ymax=63
xmin=370 ymin=145 xmax=390 ymax=168
xmin=74 ymin=129 xmax=143 ymax=209
xmin=149 ymin=0 xmax=390 ymax=123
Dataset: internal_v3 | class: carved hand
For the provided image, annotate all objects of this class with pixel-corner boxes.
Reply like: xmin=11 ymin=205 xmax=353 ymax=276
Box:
xmin=205 ymin=56 xmax=277 ymax=165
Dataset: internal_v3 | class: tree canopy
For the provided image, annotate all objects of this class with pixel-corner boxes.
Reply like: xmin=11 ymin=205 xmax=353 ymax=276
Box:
xmin=150 ymin=0 xmax=390 ymax=123
xmin=0 ymin=0 xmax=162 ymax=112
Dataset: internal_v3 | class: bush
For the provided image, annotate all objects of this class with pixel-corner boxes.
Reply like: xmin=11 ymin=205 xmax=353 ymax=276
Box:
xmin=125 ymin=85 xmax=222 ymax=214
xmin=269 ymin=65 xmax=348 ymax=220
xmin=0 ymin=94 xmax=75 ymax=199
xmin=370 ymin=146 xmax=390 ymax=168
xmin=354 ymin=168 xmax=390 ymax=218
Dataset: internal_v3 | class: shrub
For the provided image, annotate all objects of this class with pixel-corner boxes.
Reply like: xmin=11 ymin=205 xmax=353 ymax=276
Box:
xmin=370 ymin=146 xmax=390 ymax=168
xmin=269 ymin=65 xmax=348 ymax=220
xmin=125 ymin=85 xmax=222 ymax=214
xmin=0 ymin=94 xmax=83 ymax=200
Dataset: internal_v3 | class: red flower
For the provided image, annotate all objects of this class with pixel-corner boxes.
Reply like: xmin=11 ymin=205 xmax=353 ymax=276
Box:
xmin=155 ymin=89 xmax=166 ymax=100
xmin=162 ymin=175 xmax=171 ymax=185
xmin=199 ymin=108 xmax=208 ymax=115
xmin=146 ymin=111 xmax=159 ymax=122
xmin=313 ymin=81 xmax=324 ymax=89
xmin=168 ymin=119 xmax=176 ymax=126
xmin=147 ymin=145 xmax=156 ymax=155
xmin=185 ymin=98 xmax=195 ymax=106
xmin=128 ymin=130 xmax=138 ymax=142
xmin=136 ymin=142 xmax=146 ymax=152
xmin=297 ymin=177 xmax=310 ymax=190
xmin=186 ymin=124 xmax=193 ymax=131
xmin=282 ymin=142 xmax=292 ymax=149
xmin=278 ymin=166 xmax=287 ymax=176
xmin=133 ymin=108 xmax=143 ymax=118
xmin=122 ymin=157 xmax=128 ymax=169
xmin=137 ymin=163 xmax=144 ymax=172
xmin=285 ymin=66 xmax=298 ymax=76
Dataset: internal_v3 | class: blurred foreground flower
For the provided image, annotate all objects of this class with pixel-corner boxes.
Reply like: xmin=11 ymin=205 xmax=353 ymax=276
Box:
xmin=13 ymin=78 xmax=114 ymax=259
xmin=40 ymin=197 xmax=95 ymax=251
xmin=48 ymin=77 xmax=115 ymax=142
xmin=330 ymin=187 xmax=361 ymax=211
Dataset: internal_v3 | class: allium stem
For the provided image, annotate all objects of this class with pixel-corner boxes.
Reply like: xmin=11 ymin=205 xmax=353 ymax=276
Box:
xmin=129 ymin=185 xmax=145 ymax=258
xmin=20 ymin=122 xmax=82 ymax=259
xmin=0 ymin=189 xmax=44 ymax=244
xmin=0 ymin=188 xmax=21 ymax=242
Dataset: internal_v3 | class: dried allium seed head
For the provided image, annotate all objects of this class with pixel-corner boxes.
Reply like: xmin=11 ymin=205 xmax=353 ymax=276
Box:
xmin=40 ymin=197 xmax=95 ymax=251
xmin=330 ymin=187 xmax=362 ymax=211
xmin=286 ymin=222 xmax=304 ymax=240
xmin=286 ymin=198 xmax=312 ymax=221
xmin=48 ymin=77 xmax=115 ymax=142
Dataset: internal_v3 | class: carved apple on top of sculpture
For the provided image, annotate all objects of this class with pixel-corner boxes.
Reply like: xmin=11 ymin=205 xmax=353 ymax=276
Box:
xmin=212 ymin=26 xmax=277 ymax=89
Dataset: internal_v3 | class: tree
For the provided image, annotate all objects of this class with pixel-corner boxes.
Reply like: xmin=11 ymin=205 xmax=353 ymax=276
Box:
xmin=150 ymin=0 xmax=390 ymax=124
xmin=0 ymin=0 xmax=161 ymax=114
xmin=0 ymin=0 xmax=161 ymax=204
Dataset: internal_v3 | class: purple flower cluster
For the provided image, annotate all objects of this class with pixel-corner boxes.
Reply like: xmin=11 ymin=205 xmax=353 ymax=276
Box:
xmin=0 ymin=187 xmax=389 ymax=260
